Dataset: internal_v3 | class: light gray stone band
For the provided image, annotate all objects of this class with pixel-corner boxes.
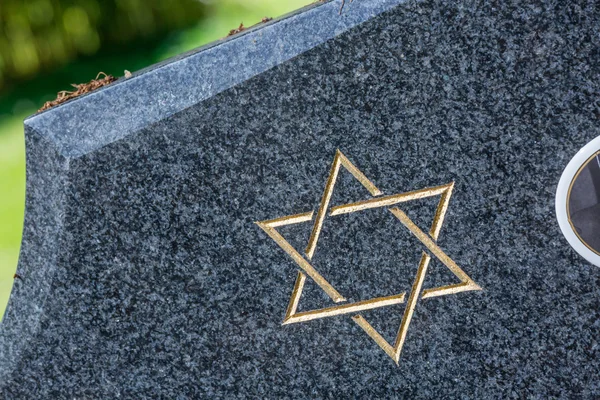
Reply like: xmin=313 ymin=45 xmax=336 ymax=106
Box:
xmin=25 ymin=0 xmax=406 ymax=158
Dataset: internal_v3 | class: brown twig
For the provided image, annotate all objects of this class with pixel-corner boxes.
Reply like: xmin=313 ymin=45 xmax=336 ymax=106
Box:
xmin=228 ymin=23 xmax=246 ymax=36
xmin=339 ymin=0 xmax=354 ymax=14
xmin=226 ymin=17 xmax=273 ymax=38
xmin=38 ymin=72 xmax=117 ymax=112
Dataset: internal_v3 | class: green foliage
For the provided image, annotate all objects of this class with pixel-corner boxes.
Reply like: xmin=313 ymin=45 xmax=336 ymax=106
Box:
xmin=0 ymin=0 xmax=206 ymax=91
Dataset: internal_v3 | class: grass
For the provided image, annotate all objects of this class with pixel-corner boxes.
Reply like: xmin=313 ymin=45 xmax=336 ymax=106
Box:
xmin=0 ymin=113 xmax=26 ymax=317
xmin=0 ymin=0 xmax=312 ymax=318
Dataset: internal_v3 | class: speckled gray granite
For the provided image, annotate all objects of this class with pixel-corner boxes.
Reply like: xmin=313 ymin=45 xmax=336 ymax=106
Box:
xmin=3 ymin=0 xmax=600 ymax=398
xmin=26 ymin=0 xmax=404 ymax=158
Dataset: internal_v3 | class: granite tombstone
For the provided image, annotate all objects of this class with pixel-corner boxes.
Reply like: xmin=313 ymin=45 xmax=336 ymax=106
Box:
xmin=2 ymin=0 xmax=600 ymax=397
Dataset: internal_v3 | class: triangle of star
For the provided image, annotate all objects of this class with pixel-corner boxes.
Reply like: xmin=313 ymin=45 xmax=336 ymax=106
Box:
xmin=256 ymin=150 xmax=482 ymax=364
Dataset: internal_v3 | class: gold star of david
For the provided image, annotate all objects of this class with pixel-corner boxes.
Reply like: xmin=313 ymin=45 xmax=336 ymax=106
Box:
xmin=256 ymin=150 xmax=482 ymax=364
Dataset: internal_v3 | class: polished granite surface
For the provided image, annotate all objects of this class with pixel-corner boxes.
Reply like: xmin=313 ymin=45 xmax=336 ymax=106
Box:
xmin=2 ymin=0 xmax=600 ymax=397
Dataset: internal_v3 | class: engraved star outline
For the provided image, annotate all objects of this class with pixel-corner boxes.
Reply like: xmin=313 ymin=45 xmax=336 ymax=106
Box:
xmin=256 ymin=150 xmax=482 ymax=364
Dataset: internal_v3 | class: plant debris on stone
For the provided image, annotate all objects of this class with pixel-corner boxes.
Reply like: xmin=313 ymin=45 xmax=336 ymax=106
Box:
xmin=38 ymin=72 xmax=117 ymax=112
xmin=228 ymin=23 xmax=246 ymax=36
xmin=226 ymin=17 xmax=273 ymax=38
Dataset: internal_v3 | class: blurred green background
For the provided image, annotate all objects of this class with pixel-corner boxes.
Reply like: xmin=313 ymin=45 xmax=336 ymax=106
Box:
xmin=0 ymin=0 xmax=312 ymax=318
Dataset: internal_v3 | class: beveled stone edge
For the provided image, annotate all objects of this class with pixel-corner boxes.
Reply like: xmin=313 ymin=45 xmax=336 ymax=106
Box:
xmin=24 ymin=0 xmax=407 ymax=158
xmin=0 ymin=125 xmax=71 ymax=386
